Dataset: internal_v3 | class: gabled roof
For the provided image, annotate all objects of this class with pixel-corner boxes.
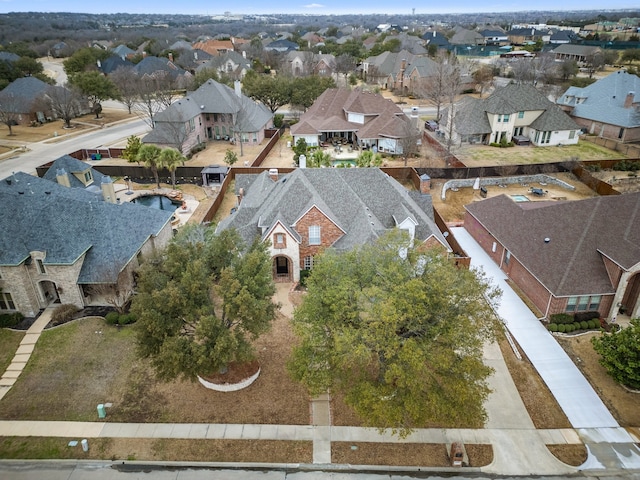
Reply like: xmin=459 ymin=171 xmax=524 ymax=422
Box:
xmin=552 ymin=44 xmax=601 ymax=56
xmin=218 ymin=169 xmax=448 ymax=252
xmin=290 ymin=87 xmax=414 ymax=141
xmin=100 ymin=55 xmax=134 ymax=75
xmin=465 ymin=193 xmax=640 ymax=296
xmin=0 ymin=172 xmax=172 ymax=284
xmin=0 ymin=77 xmax=69 ymax=112
xmin=0 ymin=52 xmax=20 ymax=62
xmin=134 ymin=56 xmax=187 ymax=79
xmin=450 ymin=28 xmax=484 ymax=45
xmin=479 ymin=29 xmax=507 ymax=37
xmin=557 ymin=70 xmax=640 ymax=128
xmin=112 ymin=44 xmax=135 ymax=59
xmin=421 ymin=31 xmax=450 ymax=47
xmin=42 ymin=156 xmax=108 ymax=190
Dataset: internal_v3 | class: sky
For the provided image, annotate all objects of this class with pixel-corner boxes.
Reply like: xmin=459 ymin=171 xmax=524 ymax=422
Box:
xmin=0 ymin=0 xmax=638 ymax=15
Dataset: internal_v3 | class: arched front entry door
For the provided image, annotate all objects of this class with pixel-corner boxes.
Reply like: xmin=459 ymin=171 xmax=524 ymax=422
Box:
xmin=273 ymin=256 xmax=292 ymax=283
xmin=620 ymin=272 xmax=640 ymax=317
xmin=39 ymin=280 xmax=60 ymax=305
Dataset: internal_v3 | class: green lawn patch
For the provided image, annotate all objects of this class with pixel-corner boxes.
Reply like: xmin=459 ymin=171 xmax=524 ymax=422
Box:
xmin=0 ymin=329 xmax=24 ymax=373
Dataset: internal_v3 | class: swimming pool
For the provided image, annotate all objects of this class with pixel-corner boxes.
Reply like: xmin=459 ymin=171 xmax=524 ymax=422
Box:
xmin=132 ymin=195 xmax=181 ymax=210
xmin=511 ymin=195 xmax=530 ymax=202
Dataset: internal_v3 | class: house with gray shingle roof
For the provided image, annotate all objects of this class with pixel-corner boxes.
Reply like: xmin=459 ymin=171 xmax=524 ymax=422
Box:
xmin=0 ymin=77 xmax=71 ymax=125
xmin=441 ymin=83 xmax=580 ymax=146
xmin=552 ymin=44 xmax=602 ymax=63
xmin=217 ymin=168 xmax=449 ymax=282
xmin=464 ymin=192 xmax=640 ymax=320
xmin=195 ymin=51 xmax=252 ymax=80
xmin=290 ymin=87 xmax=418 ymax=155
xmin=557 ymin=70 xmax=640 ymax=143
xmin=42 ymin=155 xmax=109 ymax=193
xmin=133 ymin=55 xmax=191 ymax=87
xmin=362 ymin=50 xmax=439 ymax=94
xmin=0 ymin=172 xmax=173 ymax=317
xmin=143 ymin=79 xmax=272 ymax=155
xmin=112 ymin=44 xmax=135 ymax=60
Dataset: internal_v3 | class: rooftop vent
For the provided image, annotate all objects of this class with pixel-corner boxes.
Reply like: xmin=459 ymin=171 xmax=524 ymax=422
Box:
xmin=544 ymin=237 xmax=550 ymax=244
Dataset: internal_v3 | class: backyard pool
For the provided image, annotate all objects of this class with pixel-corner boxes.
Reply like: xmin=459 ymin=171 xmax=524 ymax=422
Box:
xmin=132 ymin=195 xmax=181 ymax=210
xmin=510 ymin=195 xmax=530 ymax=202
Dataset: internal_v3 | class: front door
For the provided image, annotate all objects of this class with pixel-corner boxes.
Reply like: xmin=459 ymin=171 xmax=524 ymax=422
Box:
xmin=273 ymin=256 xmax=290 ymax=282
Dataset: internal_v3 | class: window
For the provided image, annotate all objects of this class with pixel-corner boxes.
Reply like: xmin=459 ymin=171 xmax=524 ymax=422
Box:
xmin=36 ymin=259 xmax=46 ymax=274
xmin=518 ymin=111 xmax=524 ymax=119
xmin=566 ymin=296 xmax=578 ymax=312
xmin=274 ymin=233 xmax=286 ymax=248
xmin=188 ymin=118 xmax=195 ymax=132
xmin=308 ymin=225 xmax=321 ymax=245
xmin=504 ymin=250 xmax=511 ymax=266
xmin=0 ymin=292 xmax=15 ymax=310
xmin=588 ymin=295 xmax=601 ymax=311
xmin=566 ymin=295 xmax=601 ymax=313
xmin=304 ymin=256 xmax=314 ymax=270
xmin=569 ymin=130 xmax=575 ymax=140
xmin=503 ymin=114 xmax=510 ymax=122
xmin=84 ymin=171 xmax=92 ymax=183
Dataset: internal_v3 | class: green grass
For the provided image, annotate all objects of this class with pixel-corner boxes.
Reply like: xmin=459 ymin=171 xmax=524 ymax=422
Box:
xmin=0 ymin=329 xmax=24 ymax=373
xmin=0 ymin=437 xmax=114 ymax=460
xmin=0 ymin=318 xmax=137 ymax=421
xmin=457 ymin=140 xmax=625 ymax=166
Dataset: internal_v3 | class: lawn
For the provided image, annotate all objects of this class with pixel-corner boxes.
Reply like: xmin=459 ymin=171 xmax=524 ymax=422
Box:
xmin=456 ymin=141 xmax=624 ymax=167
xmin=0 ymin=329 xmax=24 ymax=373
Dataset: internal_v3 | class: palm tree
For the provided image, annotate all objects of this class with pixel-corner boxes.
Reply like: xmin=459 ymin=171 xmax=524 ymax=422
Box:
xmin=159 ymin=147 xmax=185 ymax=189
xmin=136 ymin=144 xmax=162 ymax=188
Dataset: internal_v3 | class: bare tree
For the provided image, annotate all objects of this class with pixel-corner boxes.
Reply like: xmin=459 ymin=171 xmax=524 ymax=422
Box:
xmin=0 ymin=93 xmax=23 ymax=135
xmin=132 ymin=75 xmax=164 ymax=128
xmin=510 ymin=58 xmax=535 ymax=84
xmin=442 ymin=58 xmax=464 ymax=155
xmin=110 ymin=66 xmax=139 ymax=114
xmin=398 ymin=120 xmax=421 ymax=167
xmin=45 ymin=84 xmax=85 ymax=128
xmin=87 ymin=268 xmax=135 ymax=315
xmin=414 ymin=50 xmax=452 ymax=122
xmin=471 ymin=62 xmax=494 ymax=98
xmin=335 ymin=53 xmax=357 ymax=86
xmin=152 ymin=71 xmax=182 ymax=109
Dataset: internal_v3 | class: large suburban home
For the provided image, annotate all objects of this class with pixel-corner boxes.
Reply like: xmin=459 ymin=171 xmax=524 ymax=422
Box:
xmin=361 ymin=50 xmax=437 ymax=92
xmin=290 ymin=87 xmax=419 ymax=155
xmin=0 ymin=172 xmax=173 ymax=318
xmin=195 ymin=51 xmax=252 ymax=80
xmin=0 ymin=77 xmax=74 ymax=125
xmin=441 ymin=83 xmax=581 ymax=146
xmin=506 ymin=28 xmax=551 ymax=45
xmin=552 ymin=44 xmax=602 ymax=64
xmin=285 ymin=51 xmax=337 ymax=77
xmin=557 ymin=70 xmax=640 ymax=143
xmin=217 ymin=168 xmax=450 ymax=283
xmin=143 ymin=79 xmax=273 ymax=155
xmin=464 ymin=192 xmax=640 ymax=320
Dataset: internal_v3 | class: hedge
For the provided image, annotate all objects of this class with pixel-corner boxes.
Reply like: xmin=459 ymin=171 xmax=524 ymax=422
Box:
xmin=51 ymin=304 xmax=79 ymax=326
xmin=0 ymin=312 xmax=24 ymax=328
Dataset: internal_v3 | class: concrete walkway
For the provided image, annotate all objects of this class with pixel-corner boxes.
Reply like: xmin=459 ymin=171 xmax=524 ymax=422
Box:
xmin=0 ymin=308 xmax=54 ymax=401
xmin=451 ymin=226 xmax=640 ymax=470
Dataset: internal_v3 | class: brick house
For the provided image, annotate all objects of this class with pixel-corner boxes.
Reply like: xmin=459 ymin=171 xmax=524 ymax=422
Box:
xmin=463 ymin=193 xmax=640 ymax=320
xmin=0 ymin=171 xmax=173 ymax=317
xmin=557 ymin=70 xmax=640 ymax=143
xmin=143 ymin=79 xmax=273 ymax=155
xmin=217 ymin=169 xmax=449 ymax=282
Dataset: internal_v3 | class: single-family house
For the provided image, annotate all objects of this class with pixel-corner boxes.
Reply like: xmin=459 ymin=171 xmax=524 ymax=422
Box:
xmin=0 ymin=171 xmax=173 ymax=317
xmin=217 ymin=168 xmax=450 ymax=283
xmin=507 ymin=28 xmax=551 ymax=45
xmin=450 ymin=28 xmax=484 ymax=46
xmin=464 ymin=192 xmax=640 ymax=320
xmin=196 ymin=51 xmax=252 ymax=80
xmin=112 ymin=44 xmax=136 ymax=60
xmin=290 ymin=87 xmax=419 ymax=155
xmin=285 ymin=51 xmax=336 ymax=77
xmin=192 ymin=39 xmax=234 ymax=56
xmin=557 ymin=70 xmax=640 ymax=143
xmin=552 ymin=44 xmax=602 ymax=64
xmin=421 ymin=31 xmax=451 ymax=49
xmin=143 ymin=79 xmax=273 ymax=155
xmin=441 ymin=83 xmax=581 ymax=146
xmin=133 ymin=55 xmax=192 ymax=87
xmin=361 ymin=50 xmax=438 ymax=92
xmin=0 ymin=77 xmax=74 ymax=125
xmin=264 ymin=39 xmax=300 ymax=53
xmin=479 ymin=29 xmax=510 ymax=46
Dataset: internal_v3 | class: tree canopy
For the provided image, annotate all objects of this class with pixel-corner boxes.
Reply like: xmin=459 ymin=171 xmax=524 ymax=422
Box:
xmin=288 ymin=231 xmax=501 ymax=436
xmin=132 ymin=224 xmax=278 ymax=382
xmin=591 ymin=318 xmax=640 ymax=390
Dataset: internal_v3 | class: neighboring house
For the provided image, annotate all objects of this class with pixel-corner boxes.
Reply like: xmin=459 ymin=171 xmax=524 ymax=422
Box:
xmin=99 ymin=55 xmax=134 ymax=75
xmin=285 ymin=51 xmax=336 ymax=77
xmin=290 ymin=87 xmax=419 ymax=154
xmin=441 ymin=83 xmax=581 ymax=146
xmin=362 ymin=50 xmax=438 ymax=92
xmin=464 ymin=192 xmax=640 ymax=320
xmin=0 ymin=171 xmax=173 ymax=317
xmin=556 ymin=70 xmax=640 ymax=143
xmin=450 ymin=28 xmax=484 ymax=46
xmin=552 ymin=44 xmax=602 ymax=64
xmin=176 ymin=49 xmax=214 ymax=72
xmin=549 ymin=30 xmax=575 ymax=44
xmin=506 ymin=28 xmax=551 ymax=45
xmin=217 ymin=168 xmax=449 ymax=283
xmin=479 ymin=29 xmax=510 ymax=46
xmin=112 ymin=44 xmax=136 ymax=60
xmin=42 ymin=155 xmax=109 ymax=194
xmin=264 ymin=39 xmax=299 ymax=52
xmin=192 ymin=39 xmax=234 ymax=56
xmin=196 ymin=51 xmax=252 ymax=80
xmin=0 ymin=77 xmax=71 ymax=125
xmin=421 ymin=31 xmax=451 ymax=49
xmin=143 ymin=79 xmax=273 ymax=154
xmin=300 ymin=32 xmax=324 ymax=48
xmin=0 ymin=52 xmax=20 ymax=62
xmin=133 ymin=55 xmax=192 ymax=87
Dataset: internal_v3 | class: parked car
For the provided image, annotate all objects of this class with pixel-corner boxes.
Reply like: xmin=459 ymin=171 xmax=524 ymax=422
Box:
xmin=425 ymin=120 xmax=438 ymax=131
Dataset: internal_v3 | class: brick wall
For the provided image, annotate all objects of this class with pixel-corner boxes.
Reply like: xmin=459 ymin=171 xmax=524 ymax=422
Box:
xmin=296 ymin=207 xmax=344 ymax=266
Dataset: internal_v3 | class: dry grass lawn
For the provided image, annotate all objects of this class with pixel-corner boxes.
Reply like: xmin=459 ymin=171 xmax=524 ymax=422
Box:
xmin=0 ymin=329 xmax=24 ymax=373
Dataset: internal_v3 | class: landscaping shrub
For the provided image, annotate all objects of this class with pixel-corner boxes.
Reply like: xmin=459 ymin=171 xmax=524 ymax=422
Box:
xmin=51 ymin=304 xmax=79 ymax=326
xmin=551 ymin=313 xmax=573 ymax=324
xmin=587 ymin=319 xmax=597 ymax=329
xmin=574 ymin=311 xmax=600 ymax=323
xmin=566 ymin=324 xmax=574 ymax=333
xmin=273 ymin=114 xmax=284 ymax=128
xmin=299 ymin=269 xmax=311 ymax=288
xmin=572 ymin=322 xmax=581 ymax=331
xmin=547 ymin=323 xmax=558 ymax=332
xmin=580 ymin=321 xmax=589 ymax=330
xmin=118 ymin=313 xmax=136 ymax=325
xmin=0 ymin=312 xmax=24 ymax=328
xmin=557 ymin=324 xmax=566 ymax=333
xmin=613 ymin=160 xmax=640 ymax=172
xmin=105 ymin=312 xmax=120 ymax=325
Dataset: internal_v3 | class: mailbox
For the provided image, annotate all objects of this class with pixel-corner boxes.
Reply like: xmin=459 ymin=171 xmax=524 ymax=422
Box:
xmin=450 ymin=442 xmax=464 ymax=467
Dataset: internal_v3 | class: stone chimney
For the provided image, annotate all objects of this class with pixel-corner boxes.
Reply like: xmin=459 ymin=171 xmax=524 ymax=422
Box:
xmin=237 ymin=187 xmax=245 ymax=205
xmin=56 ymin=168 xmax=71 ymax=188
xmin=101 ymin=176 xmax=117 ymax=204
xmin=168 ymin=52 xmax=174 ymax=63
xmin=234 ymin=80 xmax=242 ymax=97
xmin=624 ymin=92 xmax=635 ymax=109
xmin=419 ymin=174 xmax=431 ymax=194
xmin=268 ymin=168 xmax=279 ymax=182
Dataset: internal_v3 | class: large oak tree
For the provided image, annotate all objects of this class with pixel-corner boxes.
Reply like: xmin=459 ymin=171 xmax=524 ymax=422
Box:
xmin=288 ymin=231 xmax=501 ymax=436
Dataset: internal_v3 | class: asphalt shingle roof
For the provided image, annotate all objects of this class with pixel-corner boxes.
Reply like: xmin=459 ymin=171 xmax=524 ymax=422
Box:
xmin=465 ymin=192 xmax=640 ymax=296
xmin=42 ymin=156 xmax=108 ymax=190
xmin=557 ymin=70 xmax=640 ymax=128
xmin=0 ymin=172 xmax=172 ymax=284
xmin=218 ymin=169 xmax=448 ymax=252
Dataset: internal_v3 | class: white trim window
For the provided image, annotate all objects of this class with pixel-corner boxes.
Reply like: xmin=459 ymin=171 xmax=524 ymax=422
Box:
xmin=304 ymin=256 xmax=314 ymax=270
xmin=308 ymin=225 xmax=321 ymax=245
xmin=0 ymin=292 xmax=15 ymax=310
